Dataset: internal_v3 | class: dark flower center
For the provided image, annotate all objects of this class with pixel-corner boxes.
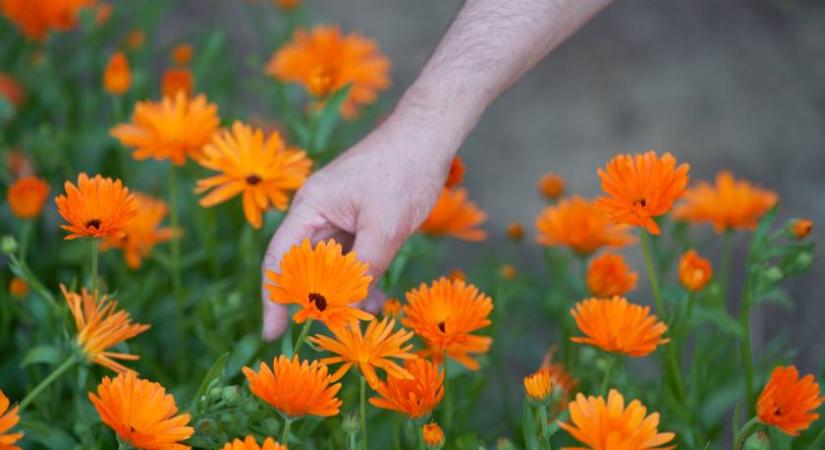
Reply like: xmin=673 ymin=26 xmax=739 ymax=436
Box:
xmin=437 ymin=321 xmax=446 ymax=333
xmin=634 ymin=198 xmax=647 ymax=208
xmin=308 ymin=292 xmax=327 ymax=311
xmin=246 ymin=175 xmax=262 ymax=186
xmin=85 ymin=219 xmax=102 ymax=229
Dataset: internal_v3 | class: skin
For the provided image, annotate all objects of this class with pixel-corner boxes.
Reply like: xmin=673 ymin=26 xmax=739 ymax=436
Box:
xmin=261 ymin=0 xmax=615 ymax=340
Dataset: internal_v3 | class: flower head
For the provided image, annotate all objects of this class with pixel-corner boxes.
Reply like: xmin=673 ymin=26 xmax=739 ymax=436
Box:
xmin=571 ymin=296 xmax=669 ymax=357
xmin=382 ymin=298 xmax=402 ymax=318
xmin=171 ymin=44 xmax=193 ymax=66
xmin=89 ymin=372 xmax=193 ymax=450
xmin=273 ymin=0 xmax=301 ymax=10
xmin=370 ymin=358 xmax=444 ymax=419
xmin=757 ymin=365 xmax=824 ymax=436
xmin=538 ymin=172 xmax=565 ymax=200
xmin=220 ymin=436 xmax=287 ymax=450
xmin=1 ymin=0 xmax=93 ymax=41
xmin=9 ymin=277 xmax=28 ymax=298
xmin=535 ymin=196 xmax=634 ymax=255
xmin=506 ymin=222 xmax=524 ymax=242
xmin=55 ymin=173 xmax=137 ymax=240
xmin=7 ymin=175 xmax=49 ymax=219
xmin=243 ymin=355 xmax=342 ymax=417
xmin=419 ymin=188 xmax=487 ymax=241
xmin=586 ymin=251 xmax=638 ymax=298
xmin=0 ymin=389 xmax=22 ymax=450
xmin=422 ymin=423 xmax=445 ymax=449
xmin=101 ymin=193 xmax=178 ymax=269
xmin=524 ymin=369 xmax=553 ymax=403
xmin=126 ymin=29 xmax=145 ymax=50
xmin=500 ymin=264 xmax=518 ymax=281
xmin=266 ymin=239 xmax=373 ymax=329
xmin=540 ymin=349 xmax=578 ymax=397
xmin=559 ymin=389 xmax=675 ymax=450
xmin=403 ymin=277 xmax=493 ymax=370
xmin=196 ymin=122 xmax=312 ymax=229
xmin=445 ymin=156 xmax=465 ymax=188
xmin=0 ymin=73 xmax=24 ymax=107
xmin=678 ymin=249 xmax=712 ymax=292
xmin=162 ymin=69 xmax=194 ymax=98
xmin=103 ymin=52 xmax=131 ymax=95
xmin=791 ymin=219 xmax=813 ymax=240
xmin=597 ymin=151 xmax=690 ymax=235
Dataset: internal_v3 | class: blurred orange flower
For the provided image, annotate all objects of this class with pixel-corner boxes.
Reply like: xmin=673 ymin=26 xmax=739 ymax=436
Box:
xmin=0 ymin=73 xmax=24 ymax=107
xmin=382 ymin=298 xmax=402 ymax=318
xmin=499 ymin=264 xmax=517 ymax=281
xmin=9 ymin=277 xmax=28 ymax=298
xmin=0 ymin=389 xmax=22 ymax=450
xmin=94 ymin=2 xmax=111 ymax=25
xmin=445 ymin=156 xmax=465 ymax=188
xmin=161 ymin=69 xmax=194 ymax=98
xmin=7 ymin=175 xmax=49 ymax=219
xmin=448 ymin=269 xmax=466 ymax=282
xmin=220 ymin=436 xmax=287 ymax=450
xmin=535 ymin=196 xmax=633 ymax=256
xmin=792 ymin=219 xmax=813 ymax=240
xmin=422 ymin=423 xmax=445 ymax=449
xmin=171 ymin=44 xmax=193 ymax=66
xmin=540 ymin=348 xmax=578 ymax=396
xmin=678 ymin=249 xmax=712 ymax=292
xmin=273 ymin=0 xmax=301 ymax=10
xmin=571 ymin=296 xmax=669 ymax=357
xmin=538 ymin=172 xmax=565 ymax=200
xmin=674 ymin=171 xmax=777 ymax=233
xmin=0 ymin=0 xmax=93 ymax=41
xmin=89 ymin=372 xmax=193 ymax=450
xmin=403 ymin=277 xmax=492 ymax=370
xmin=757 ymin=365 xmax=824 ymax=436
xmin=243 ymin=355 xmax=342 ymax=417
xmin=101 ymin=193 xmax=178 ymax=269
xmin=419 ymin=188 xmax=487 ymax=241
xmin=267 ymin=25 xmax=390 ymax=119
xmin=586 ymin=251 xmax=638 ymax=298
xmin=370 ymin=358 xmax=444 ymax=419
xmin=125 ymin=29 xmax=145 ymax=51
xmin=523 ymin=369 xmax=553 ymax=403
xmin=597 ymin=151 xmax=690 ymax=235
xmin=506 ymin=222 xmax=524 ymax=242
xmin=55 ymin=173 xmax=137 ymax=240
xmin=103 ymin=52 xmax=131 ymax=95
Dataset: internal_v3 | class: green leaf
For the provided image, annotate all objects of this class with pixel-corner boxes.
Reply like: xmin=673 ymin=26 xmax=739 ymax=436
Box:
xmin=225 ymin=333 xmax=260 ymax=378
xmin=311 ymin=84 xmax=351 ymax=154
xmin=19 ymin=420 xmax=77 ymax=450
xmin=191 ymin=352 xmax=229 ymax=408
xmin=20 ymin=345 xmax=63 ymax=367
xmin=522 ymin=400 xmax=540 ymax=450
xmin=691 ymin=306 xmax=743 ymax=338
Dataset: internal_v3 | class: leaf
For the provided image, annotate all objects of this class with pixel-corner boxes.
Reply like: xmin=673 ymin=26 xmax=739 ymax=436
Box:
xmin=20 ymin=345 xmax=63 ymax=367
xmin=191 ymin=352 xmax=229 ymax=408
xmin=19 ymin=420 xmax=77 ymax=450
xmin=225 ymin=334 xmax=260 ymax=378
xmin=310 ymin=84 xmax=351 ymax=154
xmin=690 ymin=306 xmax=743 ymax=338
xmin=522 ymin=400 xmax=540 ymax=450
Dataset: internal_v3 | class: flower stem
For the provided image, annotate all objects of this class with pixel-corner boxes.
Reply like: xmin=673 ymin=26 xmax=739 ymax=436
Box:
xmin=360 ymin=375 xmax=368 ymax=450
xmin=740 ymin=305 xmax=756 ymax=416
xmin=167 ymin=167 xmax=185 ymax=367
xmin=720 ymin=230 xmax=734 ymax=301
xmin=90 ymin=238 xmax=99 ymax=294
xmin=537 ymin=405 xmax=552 ymax=450
xmin=281 ymin=416 xmax=294 ymax=446
xmin=732 ymin=417 xmax=761 ymax=450
xmin=19 ymin=355 xmax=78 ymax=411
xmin=599 ymin=355 xmax=617 ymax=395
xmin=443 ymin=353 xmax=453 ymax=432
xmin=293 ymin=320 xmax=313 ymax=355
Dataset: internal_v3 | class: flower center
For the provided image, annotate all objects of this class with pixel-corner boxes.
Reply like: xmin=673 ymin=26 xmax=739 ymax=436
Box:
xmin=245 ymin=175 xmax=262 ymax=186
xmin=308 ymin=292 xmax=327 ymax=312
xmin=437 ymin=321 xmax=446 ymax=333
xmin=633 ymin=198 xmax=647 ymax=208
xmin=308 ymin=67 xmax=336 ymax=97
xmin=85 ymin=219 xmax=102 ymax=229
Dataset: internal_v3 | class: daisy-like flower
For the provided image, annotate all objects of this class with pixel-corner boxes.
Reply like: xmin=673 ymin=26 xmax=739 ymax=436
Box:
xmin=559 ymin=389 xmax=675 ymax=450
xmin=535 ymin=196 xmax=634 ymax=256
xmin=266 ymin=25 xmax=390 ymax=119
xmin=161 ymin=69 xmax=194 ymax=98
xmin=62 ymin=285 xmax=150 ymax=373
xmin=419 ymin=188 xmax=487 ymax=241
xmin=0 ymin=73 xmax=24 ymax=108
xmin=571 ymin=296 xmax=669 ymax=357
xmin=422 ymin=423 xmax=445 ymax=450
xmin=196 ymin=122 xmax=312 ymax=229
xmin=445 ymin=156 xmax=465 ymax=188
xmin=370 ymin=358 xmax=444 ymax=419
xmin=597 ymin=151 xmax=690 ymax=235
xmin=757 ymin=365 xmax=824 ymax=436
xmin=7 ymin=175 xmax=49 ymax=220
xmin=0 ymin=389 xmax=22 ymax=450
xmin=110 ymin=92 xmax=220 ymax=165
xmin=309 ymin=317 xmax=416 ymax=388
xmin=673 ymin=171 xmax=778 ymax=233
xmin=103 ymin=52 xmax=131 ymax=95
xmin=101 ymin=193 xmax=178 ymax=269
xmin=220 ymin=436 xmax=287 ymax=450
xmin=55 ymin=173 xmax=137 ymax=240
xmin=523 ymin=369 xmax=553 ymax=404
xmin=678 ymin=249 xmax=712 ymax=292
xmin=403 ymin=277 xmax=493 ymax=370
xmin=89 ymin=372 xmax=193 ymax=450
xmin=0 ymin=0 xmax=93 ymax=41
xmin=538 ymin=172 xmax=565 ymax=200
xmin=243 ymin=355 xmax=342 ymax=418
xmin=586 ymin=251 xmax=638 ymax=298
xmin=791 ymin=219 xmax=813 ymax=240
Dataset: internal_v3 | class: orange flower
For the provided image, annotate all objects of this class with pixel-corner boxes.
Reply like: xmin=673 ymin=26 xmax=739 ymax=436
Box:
xmin=540 ymin=350 xmax=578 ymax=397
xmin=94 ymin=2 xmax=111 ymax=25
xmin=535 ymin=196 xmax=634 ymax=256
xmin=524 ymin=369 xmax=553 ymax=403
xmin=9 ymin=277 xmax=28 ymax=298
xmin=571 ymin=296 xmax=669 ymax=357
xmin=370 ymin=358 xmax=444 ymax=419
xmin=266 ymin=25 xmax=390 ymax=119
xmin=506 ymin=222 xmax=524 ymax=242
xmin=101 ymin=193 xmax=178 ymax=269
xmin=103 ymin=52 xmax=131 ymax=95
xmin=0 ymin=0 xmax=93 ymax=41
xmin=0 ymin=389 xmax=22 ymax=450
xmin=382 ymin=298 xmax=402 ymax=318
xmin=559 ymin=389 xmax=675 ymax=450
xmin=111 ymin=93 xmax=220 ymax=165
xmin=447 ymin=269 xmax=466 ymax=282
xmin=125 ymin=29 xmax=145 ymax=51
xmin=243 ymin=355 xmax=342 ymax=417
xmin=273 ymin=0 xmax=301 ymax=10
xmin=309 ymin=317 xmax=416 ymax=388
xmin=403 ymin=277 xmax=493 ymax=370
xmin=171 ymin=44 xmax=193 ymax=66
xmin=422 ymin=423 xmax=445 ymax=449
xmin=7 ymin=175 xmax=49 ymax=219
xmin=89 ymin=372 xmax=193 ymax=450
xmin=220 ymin=436 xmax=287 ymax=450
xmin=673 ymin=171 xmax=777 ymax=233
xmin=161 ymin=69 xmax=194 ymax=98
xmin=419 ymin=188 xmax=487 ymax=241
xmin=586 ymin=251 xmax=638 ymax=298
xmin=266 ymin=239 xmax=373 ymax=329
xmin=55 ymin=173 xmax=137 ymax=240
xmin=538 ymin=172 xmax=565 ymax=200
xmin=62 ymin=285 xmax=150 ymax=373
xmin=757 ymin=365 xmax=824 ymax=436
xmin=0 ymin=73 xmax=24 ymax=107
xmin=499 ymin=264 xmax=517 ymax=281
xmin=195 ymin=122 xmax=312 ymax=229
xmin=445 ymin=156 xmax=465 ymax=188
xmin=678 ymin=249 xmax=712 ymax=292
xmin=792 ymin=219 xmax=813 ymax=240
xmin=597 ymin=151 xmax=690 ymax=235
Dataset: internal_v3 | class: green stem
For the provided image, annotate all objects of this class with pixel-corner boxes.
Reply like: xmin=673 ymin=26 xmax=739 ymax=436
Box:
xmin=90 ymin=238 xmax=99 ymax=294
xmin=360 ymin=376 xmax=368 ymax=450
xmin=18 ymin=220 xmax=32 ymax=259
xmin=19 ymin=355 xmax=78 ymax=411
xmin=443 ymin=354 xmax=453 ymax=432
xmin=740 ymin=305 xmax=755 ymax=416
xmin=732 ymin=417 xmax=761 ymax=450
xmin=167 ymin=167 xmax=185 ymax=365
xmin=599 ymin=356 xmax=617 ymax=395
xmin=719 ymin=230 xmax=734 ymax=302
xmin=537 ymin=405 xmax=552 ymax=450
xmin=293 ymin=319 xmax=313 ymax=355
xmin=281 ymin=416 xmax=293 ymax=445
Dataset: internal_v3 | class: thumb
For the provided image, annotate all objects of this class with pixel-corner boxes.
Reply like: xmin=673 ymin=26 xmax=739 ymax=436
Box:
xmin=351 ymin=224 xmax=406 ymax=313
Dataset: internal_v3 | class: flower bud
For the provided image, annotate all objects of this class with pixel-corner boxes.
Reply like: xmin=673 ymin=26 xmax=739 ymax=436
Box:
xmin=1 ymin=235 xmax=18 ymax=255
xmin=262 ymin=416 xmax=280 ymax=435
xmin=342 ymin=412 xmax=359 ymax=434
xmin=761 ymin=266 xmax=783 ymax=284
xmin=422 ymin=423 xmax=445 ymax=449
xmin=221 ymin=386 xmax=240 ymax=405
xmin=743 ymin=431 xmax=770 ymax=450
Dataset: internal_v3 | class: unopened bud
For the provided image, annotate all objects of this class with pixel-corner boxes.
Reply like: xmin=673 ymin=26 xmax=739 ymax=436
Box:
xmin=342 ymin=412 xmax=359 ymax=434
xmin=744 ymin=431 xmax=770 ymax=450
xmin=221 ymin=386 xmax=240 ymax=405
xmin=1 ymin=236 xmax=18 ymax=255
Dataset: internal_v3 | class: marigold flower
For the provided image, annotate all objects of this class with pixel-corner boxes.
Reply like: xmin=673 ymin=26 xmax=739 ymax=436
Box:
xmin=597 ymin=151 xmax=690 ymax=235
xmin=506 ymin=222 xmax=524 ymax=242
xmin=55 ymin=173 xmax=137 ymax=240
xmin=382 ymin=298 xmax=402 ymax=318
xmin=540 ymin=349 xmax=578 ymax=396
xmin=523 ymin=369 xmax=553 ymax=403
xmin=538 ymin=172 xmax=565 ymax=200
xmin=7 ymin=175 xmax=49 ymax=219
xmin=586 ymin=251 xmax=638 ymax=298
xmin=0 ymin=389 xmax=22 ymax=450
xmin=791 ymin=219 xmax=813 ymax=240
xmin=0 ymin=73 xmax=24 ymax=107
xmin=220 ymin=436 xmax=287 ymax=450
xmin=111 ymin=93 xmax=219 ymax=165
xmin=243 ymin=355 xmax=342 ymax=417
xmin=89 ymin=372 xmax=193 ymax=450
xmin=0 ymin=0 xmax=93 ymax=41
xmin=757 ymin=365 xmax=824 ymax=436
xmin=535 ymin=196 xmax=634 ymax=256
xmin=273 ymin=0 xmax=301 ymax=10
xmin=62 ymin=285 xmax=150 ymax=373
xmin=171 ymin=44 xmax=193 ymax=66
xmin=678 ymin=249 xmax=712 ymax=292
xmin=196 ymin=122 xmax=312 ymax=229
xmin=419 ymin=188 xmax=487 ymax=241
xmin=559 ymin=389 xmax=675 ymax=450
xmin=571 ymin=296 xmax=669 ymax=357
xmin=308 ymin=317 xmax=416 ymax=388
xmin=9 ymin=277 xmax=28 ymax=298
xmin=370 ymin=358 xmax=444 ymax=419
xmin=673 ymin=171 xmax=777 ymax=233
xmin=125 ymin=29 xmax=145 ymax=50
xmin=445 ymin=156 xmax=465 ymax=188
xmin=161 ymin=68 xmax=194 ymax=98
xmin=101 ymin=193 xmax=178 ymax=269
xmin=266 ymin=25 xmax=390 ymax=119
xmin=103 ymin=52 xmax=131 ymax=95
xmin=422 ymin=423 xmax=445 ymax=449
xmin=403 ymin=277 xmax=493 ymax=370
xmin=499 ymin=264 xmax=517 ymax=281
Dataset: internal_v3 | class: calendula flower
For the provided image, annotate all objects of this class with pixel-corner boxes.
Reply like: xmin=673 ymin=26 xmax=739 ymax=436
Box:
xmin=500 ymin=264 xmax=517 ymax=281
xmin=674 ymin=171 xmax=777 ymax=233
xmin=370 ymin=358 xmax=444 ymax=419
xmin=266 ymin=25 xmax=390 ymax=119
xmin=243 ymin=355 xmax=342 ymax=417
xmin=0 ymin=389 xmax=22 ymax=450
xmin=103 ymin=52 xmax=131 ymax=95
xmin=559 ymin=389 xmax=675 ymax=450
xmin=538 ymin=172 xmax=565 ymax=200
xmin=535 ymin=196 xmax=634 ymax=255
xmin=571 ymin=296 xmax=669 ymax=357
xmin=195 ymin=122 xmax=312 ymax=229
xmin=419 ymin=188 xmax=487 ymax=241
xmin=540 ymin=348 xmax=578 ymax=396
xmin=62 ymin=285 xmax=150 ymax=373
xmin=7 ymin=175 xmax=49 ymax=219
xmin=9 ymin=277 xmax=28 ymax=298
xmin=445 ymin=156 xmax=465 ymax=188
xmin=524 ymin=369 xmax=553 ymax=403
xmin=403 ymin=277 xmax=493 ymax=370
xmin=220 ymin=436 xmax=286 ymax=450
xmin=678 ymin=249 xmax=712 ymax=292
xmin=422 ymin=423 xmax=445 ymax=449
xmin=791 ymin=219 xmax=813 ymax=240
xmin=757 ymin=365 xmax=824 ymax=436
xmin=586 ymin=251 xmax=638 ymax=298
xmin=382 ymin=298 xmax=402 ymax=318
xmin=597 ymin=151 xmax=690 ymax=235
xmin=171 ymin=44 xmax=193 ymax=66
xmin=308 ymin=317 xmax=416 ymax=388
xmin=161 ymin=69 xmax=194 ymax=98
xmin=273 ymin=0 xmax=301 ymax=10
xmin=125 ymin=29 xmax=145 ymax=51
xmin=506 ymin=222 xmax=524 ymax=242
xmin=55 ymin=173 xmax=137 ymax=240
xmin=0 ymin=0 xmax=93 ymax=41
xmin=111 ymin=93 xmax=220 ymax=165
xmin=101 ymin=193 xmax=178 ymax=269
xmin=89 ymin=372 xmax=193 ymax=450
xmin=0 ymin=73 xmax=24 ymax=107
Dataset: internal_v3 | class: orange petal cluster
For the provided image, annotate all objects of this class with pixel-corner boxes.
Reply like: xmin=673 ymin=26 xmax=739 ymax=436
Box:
xmin=419 ymin=188 xmax=487 ymax=241
xmin=678 ymin=249 xmax=712 ymax=292
xmin=370 ymin=358 xmax=444 ymax=419
xmin=7 ymin=175 xmax=49 ymax=219
xmin=536 ymin=196 xmax=634 ymax=255
xmin=220 ymin=436 xmax=287 ymax=450
xmin=0 ymin=0 xmax=94 ymax=41
xmin=757 ymin=365 xmax=824 ymax=436
xmin=0 ymin=389 xmax=22 ymax=450
xmin=101 ymin=193 xmax=178 ymax=269
xmin=243 ymin=355 xmax=342 ymax=418
xmin=586 ymin=251 xmax=638 ymax=298
xmin=570 ymin=296 xmax=669 ymax=357
xmin=55 ymin=173 xmax=137 ymax=240
xmin=103 ymin=52 xmax=131 ymax=95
